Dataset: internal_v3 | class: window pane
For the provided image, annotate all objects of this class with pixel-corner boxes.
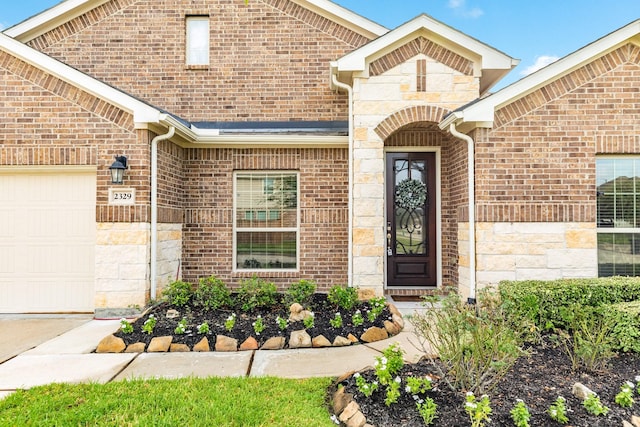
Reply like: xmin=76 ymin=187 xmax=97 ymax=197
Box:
xmin=236 ymin=232 xmax=297 ymax=269
xmin=186 ymin=17 xmax=209 ymax=65
xmin=598 ymin=233 xmax=640 ymax=276
xmin=597 ymin=158 xmax=640 ymax=228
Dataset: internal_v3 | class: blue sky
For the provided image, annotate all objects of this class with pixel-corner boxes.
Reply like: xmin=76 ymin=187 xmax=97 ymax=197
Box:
xmin=2 ymin=0 xmax=639 ymax=89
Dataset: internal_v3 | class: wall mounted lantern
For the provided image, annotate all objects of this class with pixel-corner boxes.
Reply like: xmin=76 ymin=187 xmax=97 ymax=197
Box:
xmin=109 ymin=155 xmax=128 ymax=184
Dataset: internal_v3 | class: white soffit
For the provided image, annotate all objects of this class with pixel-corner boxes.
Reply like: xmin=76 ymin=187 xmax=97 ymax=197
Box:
xmin=4 ymin=0 xmax=111 ymax=43
xmin=451 ymin=20 xmax=640 ymax=125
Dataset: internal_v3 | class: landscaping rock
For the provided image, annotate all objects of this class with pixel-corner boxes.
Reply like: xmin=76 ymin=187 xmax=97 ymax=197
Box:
xmin=124 ymin=342 xmax=146 ymax=353
xmin=261 ymin=336 xmax=286 ymax=350
xmin=290 ymin=303 xmax=303 ymax=314
xmin=624 ymin=421 xmax=634 ymax=427
xmin=312 ymin=335 xmax=332 ymax=348
xmin=215 ymin=335 xmax=238 ymax=352
xmin=96 ymin=334 xmax=126 ymax=353
xmin=333 ymin=336 xmax=352 ymax=347
xmin=289 ymin=330 xmax=312 ymax=348
xmin=170 ymin=343 xmax=190 ymax=352
xmin=148 ymin=336 xmax=173 ymax=352
xmin=339 ymin=401 xmax=361 ymax=423
xmin=332 ymin=386 xmax=353 ymax=415
xmin=240 ymin=336 xmax=259 ymax=350
xmin=347 ymin=334 xmax=359 ymax=343
xmin=166 ymin=309 xmax=180 ymax=319
xmin=288 ymin=303 xmax=304 ymax=322
xmin=572 ymin=382 xmax=595 ymax=400
xmin=387 ymin=302 xmax=401 ymax=318
xmin=360 ymin=326 xmax=388 ymax=343
xmin=632 ymin=415 xmax=640 ymax=427
xmin=193 ymin=336 xmax=210 ymax=352
xmin=383 ymin=319 xmax=401 ymax=336
xmin=346 ymin=411 xmax=366 ymax=427
xmin=392 ymin=313 xmax=404 ymax=330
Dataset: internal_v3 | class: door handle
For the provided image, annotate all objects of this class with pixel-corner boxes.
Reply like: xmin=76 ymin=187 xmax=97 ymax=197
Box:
xmin=387 ymin=222 xmax=393 ymax=256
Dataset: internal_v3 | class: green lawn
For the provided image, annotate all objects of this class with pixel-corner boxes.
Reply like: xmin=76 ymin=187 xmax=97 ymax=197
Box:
xmin=0 ymin=376 xmax=336 ymax=427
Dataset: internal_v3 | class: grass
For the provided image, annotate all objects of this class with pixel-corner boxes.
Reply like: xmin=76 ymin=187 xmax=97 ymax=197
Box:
xmin=0 ymin=376 xmax=336 ymax=426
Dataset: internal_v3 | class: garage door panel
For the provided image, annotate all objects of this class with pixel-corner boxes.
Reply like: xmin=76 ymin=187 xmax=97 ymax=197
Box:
xmin=0 ymin=170 xmax=96 ymax=313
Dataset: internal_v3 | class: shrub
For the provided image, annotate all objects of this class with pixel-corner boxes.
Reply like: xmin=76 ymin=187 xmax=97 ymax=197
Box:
xmin=193 ymin=275 xmax=232 ymax=311
xmin=284 ymin=279 xmax=316 ymax=307
xmin=237 ymin=276 xmax=277 ymax=312
xmin=606 ymin=300 xmax=640 ymax=353
xmin=162 ymin=280 xmax=193 ymax=307
xmin=412 ymin=291 xmax=523 ymax=394
xmin=328 ymin=284 xmax=359 ymax=311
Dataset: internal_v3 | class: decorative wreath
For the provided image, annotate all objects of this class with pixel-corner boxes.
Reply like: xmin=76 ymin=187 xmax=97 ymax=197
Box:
xmin=395 ymin=178 xmax=427 ymax=211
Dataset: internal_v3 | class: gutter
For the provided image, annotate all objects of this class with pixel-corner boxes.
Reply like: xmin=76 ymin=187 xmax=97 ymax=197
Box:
xmin=448 ymin=123 xmax=477 ymax=303
xmin=150 ymin=125 xmax=176 ymax=300
xmin=330 ymin=71 xmax=354 ymax=288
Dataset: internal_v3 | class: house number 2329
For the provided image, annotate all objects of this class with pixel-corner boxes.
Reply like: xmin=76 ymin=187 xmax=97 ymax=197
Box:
xmin=108 ymin=188 xmax=135 ymax=205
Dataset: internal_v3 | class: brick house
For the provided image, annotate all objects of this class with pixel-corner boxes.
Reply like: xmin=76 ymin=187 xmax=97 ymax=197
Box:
xmin=0 ymin=0 xmax=638 ymax=313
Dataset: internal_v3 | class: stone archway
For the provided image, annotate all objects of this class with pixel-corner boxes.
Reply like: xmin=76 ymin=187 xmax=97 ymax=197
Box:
xmin=374 ymin=105 xmax=451 ymax=141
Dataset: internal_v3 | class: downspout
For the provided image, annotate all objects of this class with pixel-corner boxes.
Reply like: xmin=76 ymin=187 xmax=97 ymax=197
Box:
xmin=151 ymin=126 xmax=175 ymax=300
xmin=331 ymin=73 xmax=354 ymax=287
xmin=448 ymin=123 xmax=477 ymax=303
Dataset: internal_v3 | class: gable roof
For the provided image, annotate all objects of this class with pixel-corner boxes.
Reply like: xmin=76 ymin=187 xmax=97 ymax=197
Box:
xmin=331 ymin=14 xmax=519 ymax=94
xmin=4 ymin=0 xmax=388 ymax=43
xmin=440 ymin=19 xmax=640 ymax=131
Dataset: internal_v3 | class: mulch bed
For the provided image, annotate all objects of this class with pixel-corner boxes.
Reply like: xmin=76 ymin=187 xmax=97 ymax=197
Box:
xmin=337 ymin=335 xmax=640 ymax=426
xmin=113 ymin=293 xmax=393 ymax=349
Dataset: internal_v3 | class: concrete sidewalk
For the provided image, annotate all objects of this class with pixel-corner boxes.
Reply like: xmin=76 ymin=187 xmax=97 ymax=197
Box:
xmin=0 ymin=304 xmax=430 ymax=399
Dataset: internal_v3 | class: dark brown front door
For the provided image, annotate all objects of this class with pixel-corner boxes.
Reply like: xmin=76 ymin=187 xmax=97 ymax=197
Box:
xmin=386 ymin=152 xmax=437 ymax=287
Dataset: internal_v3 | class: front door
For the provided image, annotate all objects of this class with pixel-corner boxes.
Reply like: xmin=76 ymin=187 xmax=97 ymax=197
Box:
xmin=386 ymin=152 xmax=437 ymax=287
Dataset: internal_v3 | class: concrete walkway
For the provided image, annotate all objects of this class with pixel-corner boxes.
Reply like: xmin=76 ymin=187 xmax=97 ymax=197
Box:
xmin=0 ymin=304 xmax=430 ymax=399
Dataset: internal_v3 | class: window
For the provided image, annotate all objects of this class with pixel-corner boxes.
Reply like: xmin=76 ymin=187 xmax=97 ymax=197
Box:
xmin=186 ymin=16 xmax=209 ymax=65
xmin=596 ymin=157 xmax=640 ymax=276
xmin=234 ymin=172 xmax=299 ymax=270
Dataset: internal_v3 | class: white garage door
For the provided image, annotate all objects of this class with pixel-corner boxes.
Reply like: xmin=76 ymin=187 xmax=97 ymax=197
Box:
xmin=0 ymin=168 xmax=96 ymax=313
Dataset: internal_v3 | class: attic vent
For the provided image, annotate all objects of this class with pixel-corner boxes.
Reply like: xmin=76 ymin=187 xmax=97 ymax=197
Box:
xmin=417 ymin=59 xmax=427 ymax=92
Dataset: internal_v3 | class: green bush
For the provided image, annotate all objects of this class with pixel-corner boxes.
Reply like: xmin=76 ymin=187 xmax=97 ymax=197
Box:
xmin=412 ymin=291 xmax=524 ymax=394
xmin=284 ymin=279 xmax=317 ymax=307
xmin=327 ymin=284 xmax=359 ymax=311
xmin=606 ymin=300 xmax=640 ymax=353
xmin=499 ymin=277 xmax=640 ymax=331
xmin=237 ymin=276 xmax=277 ymax=312
xmin=162 ymin=280 xmax=193 ymax=307
xmin=193 ymin=275 xmax=232 ymax=311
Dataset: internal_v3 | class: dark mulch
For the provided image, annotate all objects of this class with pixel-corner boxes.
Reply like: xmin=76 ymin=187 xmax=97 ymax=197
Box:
xmin=114 ymin=293 xmax=392 ymax=348
xmin=338 ymin=336 xmax=640 ymax=426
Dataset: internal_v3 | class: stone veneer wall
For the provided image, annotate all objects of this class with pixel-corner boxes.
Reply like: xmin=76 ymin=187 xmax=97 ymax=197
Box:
xmin=457 ymin=222 xmax=597 ymax=300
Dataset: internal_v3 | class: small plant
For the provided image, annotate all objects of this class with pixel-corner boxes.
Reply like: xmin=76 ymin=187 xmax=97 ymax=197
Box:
xmin=636 ymin=375 xmax=640 ymax=394
xmin=119 ymin=318 xmax=133 ymax=334
xmin=328 ymin=284 xmax=359 ymax=311
xmin=464 ymin=392 xmax=492 ymax=427
xmin=303 ymin=312 xmax=315 ymax=329
xmin=548 ymin=396 xmax=569 ymax=424
xmin=284 ymin=279 xmax=316 ymax=306
xmin=252 ymin=315 xmax=265 ymax=335
xmin=353 ymin=372 xmax=378 ymax=398
xmin=374 ymin=343 xmax=405 ymax=406
xmin=615 ymin=381 xmax=635 ymax=407
xmin=329 ymin=312 xmax=343 ymax=328
xmin=417 ymin=397 xmax=438 ymax=425
xmin=174 ymin=317 xmax=188 ymax=335
xmin=197 ymin=322 xmax=209 ymax=334
xmin=142 ymin=314 xmax=157 ymax=334
xmin=510 ymin=399 xmax=531 ymax=427
xmin=193 ymin=275 xmax=232 ymax=311
xmin=405 ymin=376 xmax=432 ymax=395
xmin=162 ymin=280 xmax=193 ymax=307
xmin=583 ymin=393 xmax=609 ymax=416
xmin=352 ymin=310 xmax=364 ymax=327
xmin=384 ymin=376 xmax=402 ymax=406
xmin=225 ymin=313 xmax=237 ymax=332
xmin=275 ymin=315 xmax=288 ymax=331
xmin=367 ymin=297 xmax=386 ymax=322
xmin=237 ymin=276 xmax=277 ymax=312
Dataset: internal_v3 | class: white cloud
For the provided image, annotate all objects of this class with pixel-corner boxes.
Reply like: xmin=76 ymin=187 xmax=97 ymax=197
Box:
xmin=520 ymin=55 xmax=560 ymax=76
xmin=447 ymin=0 xmax=484 ymax=18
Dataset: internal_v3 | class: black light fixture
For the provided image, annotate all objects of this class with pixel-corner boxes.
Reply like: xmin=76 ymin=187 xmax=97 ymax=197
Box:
xmin=109 ymin=155 xmax=128 ymax=184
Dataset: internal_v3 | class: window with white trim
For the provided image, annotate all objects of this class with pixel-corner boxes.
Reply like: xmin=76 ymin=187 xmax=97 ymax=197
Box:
xmin=597 ymin=157 xmax=640 ymax=276
xmin=186 ymin=16 xmax=209 ymax=65
xmin=234 ymin=172 xmax=299 ymax=270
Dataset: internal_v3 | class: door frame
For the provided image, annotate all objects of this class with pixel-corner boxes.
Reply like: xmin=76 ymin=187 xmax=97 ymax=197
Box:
xmin=384 ymin=147 xmax=442 ymax=290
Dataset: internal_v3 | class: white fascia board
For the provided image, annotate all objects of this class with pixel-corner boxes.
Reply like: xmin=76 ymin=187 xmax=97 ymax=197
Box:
xmin=335 ymin=15 xmax=515 ymax=73
xmin=460 ymin=20 xmax=640 ymax=124
xmin=0 ymin=33 xmax=161 ymax=124
xmin=4 ymin=0 xmax=111 ymax=42
xmin=292 ymin=0 xmax=388 ymax=39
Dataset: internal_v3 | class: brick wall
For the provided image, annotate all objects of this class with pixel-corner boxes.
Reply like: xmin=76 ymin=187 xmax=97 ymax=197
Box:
xmin=28 ymin=0 xmax=369 ymax=122
xmin=180 ymin=147 xmax=349 ymax=291
xmin=477 ymin=44 xmax=640 ymax=223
